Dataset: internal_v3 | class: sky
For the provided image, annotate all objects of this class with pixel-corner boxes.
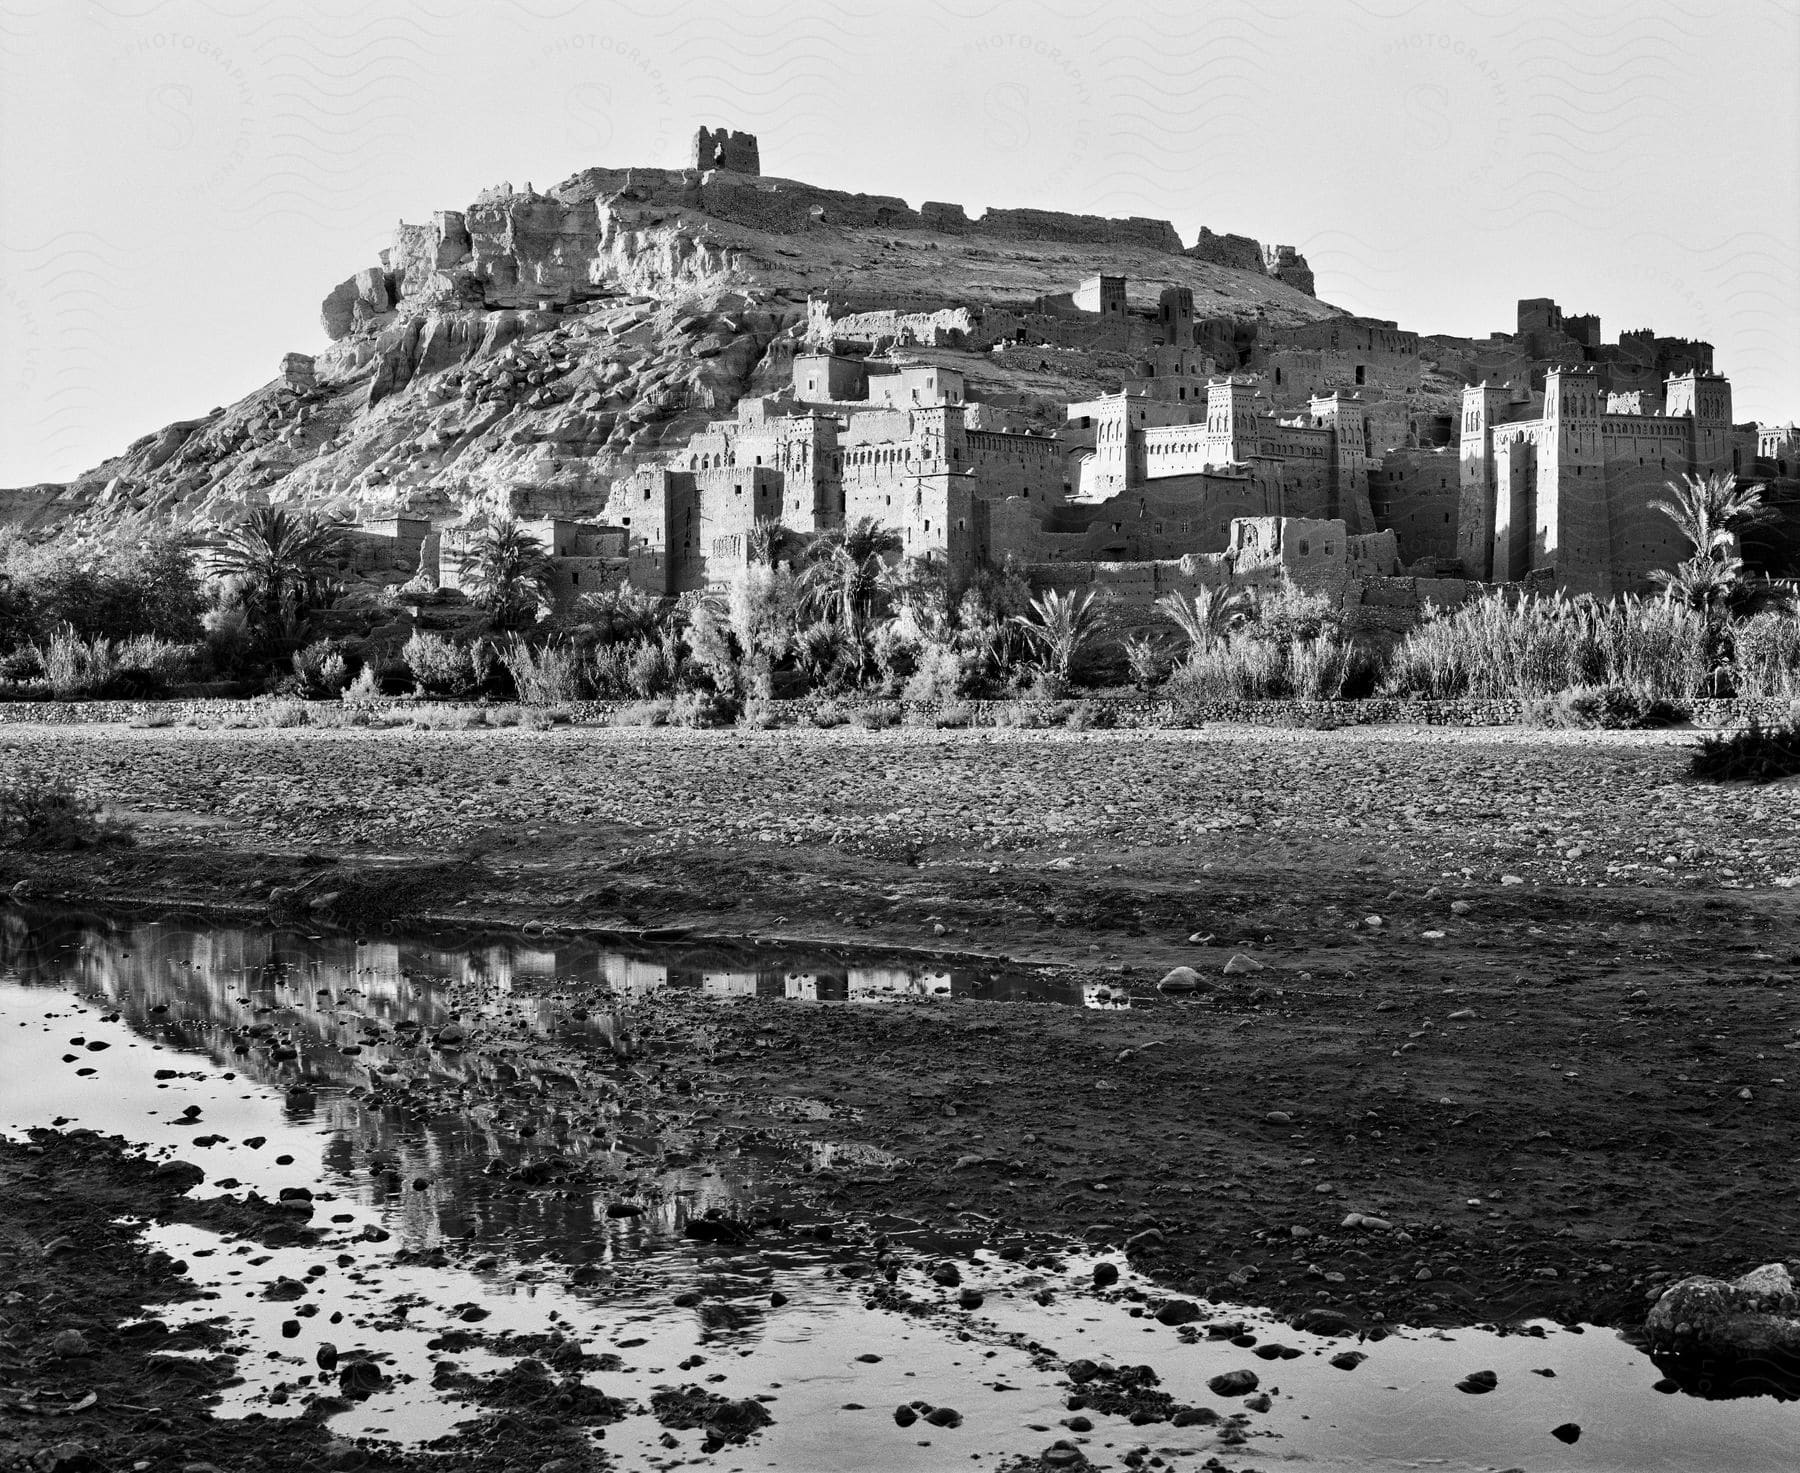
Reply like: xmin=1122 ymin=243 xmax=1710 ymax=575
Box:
xmin=2 ymin=0 xmax=1796 ymax=487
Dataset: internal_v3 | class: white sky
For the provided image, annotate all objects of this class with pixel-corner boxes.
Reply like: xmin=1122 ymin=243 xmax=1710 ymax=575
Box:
xmin=2 ymin=0 xmax=1796 ymax=487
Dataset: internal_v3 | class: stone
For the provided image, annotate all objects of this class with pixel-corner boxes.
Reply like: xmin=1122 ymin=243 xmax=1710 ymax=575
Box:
xmin=1456 ymin=1370 xmax=1498 ymax=1394
xmin=923 ymin=1405 xmax=962 ymax=1428
xmin=1207 ymin=1369 xmax=1258 ymax=1397
xmin=1157 ymin=966 xmax=1205 ymax=994
xmin=1644 ymin=1261 xmax=1800 ymax=1360
xmin=1450 ymin=900 xmax=1473 ymax=914
xmin=892 ymin=1404 xmax=917 ymax=1427
xmin=1153 ymin=1299 xmax=1200 ymax=1326
xmin=1223 ymin=953 xmax=1263 ymax=975
xmin=1341 ymin=1212 xmax=1393 ymax=1231
xmin=49 ymin=1329 xmax=90 ymax=1357
xmin=1330 ymin=1350 xmax=1367 ymax=1370
xmin=1552 ymin=1423 xmax=1581 ymax=1444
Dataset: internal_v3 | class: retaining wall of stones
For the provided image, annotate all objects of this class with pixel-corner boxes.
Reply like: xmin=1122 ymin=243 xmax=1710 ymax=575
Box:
xmin=0 ymin=695 xmax=1794 ymax=730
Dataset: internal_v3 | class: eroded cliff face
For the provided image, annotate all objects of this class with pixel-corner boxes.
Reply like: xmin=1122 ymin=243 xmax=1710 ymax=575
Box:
xmin=14 ymin=156 xmax=1346 ymax=545
xmin=54 ymin=280 xmax=803 ymax=541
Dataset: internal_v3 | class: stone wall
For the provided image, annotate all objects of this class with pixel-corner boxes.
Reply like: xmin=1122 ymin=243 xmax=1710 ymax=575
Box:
xmin=1186 ymin=228 xmax=1265 ymax=273
xmin=2 ymin=695 xmax=1793 ymax=731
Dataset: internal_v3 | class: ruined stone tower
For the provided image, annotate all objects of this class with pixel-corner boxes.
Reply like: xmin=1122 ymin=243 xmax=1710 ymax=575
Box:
xmin=693 ymin=127 xmax=761 ymax=175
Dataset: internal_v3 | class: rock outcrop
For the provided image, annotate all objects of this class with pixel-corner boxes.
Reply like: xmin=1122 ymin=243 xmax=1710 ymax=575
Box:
xmin=1644 ymin=1261 xmax=1800 ymax=1360
xmin=11 ymin=136 xmax=1353 ymax=547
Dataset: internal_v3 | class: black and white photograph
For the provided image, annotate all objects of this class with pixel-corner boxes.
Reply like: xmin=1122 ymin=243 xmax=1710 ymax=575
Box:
xmin=1 ymin=2 xmax=1797 ymax=1469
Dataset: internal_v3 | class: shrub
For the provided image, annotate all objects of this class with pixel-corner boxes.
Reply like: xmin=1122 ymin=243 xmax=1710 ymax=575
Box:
xmin=934 ymin=700 xmax=976 ymax=729
xmin=902 ymin=642 xmax=977 ymax=704
xmin=1123 ymin=634 xmax=1173 ymax=691
xmin=1524 ymin=684 xmax=1684 ymax=730
xmin=254 ymin=699 xmax=310 ymax=728
xmin=409 ymin=705 xmax=488 ymax=730
xmin=1691 ymin=719 xmax=1800 ymax=783
xmin=739 ymin=696 xmax=783 ymax=730
xmin=1733 ymin=612 xmax=1800 ymax=698
xmin=627 ymin=635 xmax=680 ymax=698
xmin=1381 ymin=592 xmax=1708 ymax=701
xmin=671 ymin=689 xmax=739 ymax=728
xmin=501 ymin=637 xmax=590 ymax=705
xmin=1 ymin=531 xmax=205 ymax=646
xmin=727 ymin=565 xmax=802 ymax=661
xmin=37 ymin=627 xmax=119 ymax=699
xmin=1166 ymin=639 xmax=1284 ymax=702
xmin=993 ymin=699 xmax=1054 ymax=729
xmin=1247 ymin=584 xmax=1340 ymax=642
xmin=1063 ymin=701 xmax=1118 ymax=730
xmin=613 ymin=698 xmax=673 ymax=727
xmin=403 ymin=631 xmax=481 ymax=695
xmin=0 ymin=769 xmax=129 ymax=850
xmin=808 ymin=699 xmax=849 ymax=728
xmin=344 ymin=665 xmax=383 ymax=702
xmin=577 ymin=585 xmax=667 ymax=646
xmin=848 ymin=700 xmax=900 ymax=730
xmin=292 ymin=638 xmax=352 ymax=697
xmin=1014 ymin=588 xmax=1107 ymax=686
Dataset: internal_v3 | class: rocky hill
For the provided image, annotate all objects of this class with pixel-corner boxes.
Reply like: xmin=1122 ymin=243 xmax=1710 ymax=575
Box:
xmin=3 ymin=145 xmax=1366 ymax=544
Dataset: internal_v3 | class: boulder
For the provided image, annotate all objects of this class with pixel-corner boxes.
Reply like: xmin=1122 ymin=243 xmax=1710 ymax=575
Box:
xmin=1644 ymin=1262 xmax=1800 ymax=1359
xmin=1157 ymin=966 xmax=1205 ymax=994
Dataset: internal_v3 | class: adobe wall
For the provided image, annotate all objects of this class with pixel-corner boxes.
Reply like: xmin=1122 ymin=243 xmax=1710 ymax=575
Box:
xmin=1185 ymin=228 xmax=1265 ymax=273
xmin=694 ymin=127 xmax=760 ymax=175
xmin=1373 ymin=447 xmax=1462 ymax=565
xmin=989 ymin=475 xmax=1279 ymax=565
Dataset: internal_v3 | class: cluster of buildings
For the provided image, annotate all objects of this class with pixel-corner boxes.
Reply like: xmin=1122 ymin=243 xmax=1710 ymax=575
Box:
xmin=348 ymin=281 xmax=1780 ymax=613
xmin=581 ymin=281 xmax=1770 ymax=603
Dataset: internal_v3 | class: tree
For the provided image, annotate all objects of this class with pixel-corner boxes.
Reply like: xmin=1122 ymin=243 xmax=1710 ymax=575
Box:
xmin=1651 ymin=471 xmax=1770 ymax=564
xmin=456 ymin=519 xmax=554 ymax=631
xmin=1014 ymin=588 xmax=1107 ymax=684
xmin=1156 ymin=585 xmax=1251 ymax=650
xmin=207 ymin=509 xmax=347 ymax=644
xmin=1 ymin=530 xmax=204 ymax=646
xmin=797 ymin=518 xmax=903 ymax=636
xmin=1649 ymin=471 xmax=1773 ymax=614
xmin=745 ymin=518 xmax=797 ymax=567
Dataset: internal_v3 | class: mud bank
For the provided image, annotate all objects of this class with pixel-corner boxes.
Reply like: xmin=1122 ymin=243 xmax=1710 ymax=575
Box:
xmin=3 ymin=724 xmax=1798 ymax=1341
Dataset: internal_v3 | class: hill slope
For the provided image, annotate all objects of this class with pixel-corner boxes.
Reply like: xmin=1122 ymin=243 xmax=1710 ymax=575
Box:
xmin=2 ymin=157 xmax=1356 ymax=543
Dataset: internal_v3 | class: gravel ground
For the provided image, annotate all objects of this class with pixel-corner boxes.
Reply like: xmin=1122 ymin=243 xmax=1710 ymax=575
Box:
xmin=3 ymin=720 xmax=1799 ymax=1348
xmin=3 ymin=723 xmax=1797 ymax=899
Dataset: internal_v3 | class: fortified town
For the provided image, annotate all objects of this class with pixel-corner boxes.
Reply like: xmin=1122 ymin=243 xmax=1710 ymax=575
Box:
xmin=28 ymin=126 xmax=1792 ymax=625
xmin=395 ymin=130 xmax=1772 ymax=614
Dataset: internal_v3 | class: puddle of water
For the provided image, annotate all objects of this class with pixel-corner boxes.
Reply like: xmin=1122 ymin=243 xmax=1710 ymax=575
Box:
xmin=3 ymin=903 xmax=1797 ymax=1471
xmin=0 ymin=901 xmax=1116 ymax=1008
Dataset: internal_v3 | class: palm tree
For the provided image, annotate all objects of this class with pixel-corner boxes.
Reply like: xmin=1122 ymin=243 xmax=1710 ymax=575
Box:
xmin=1156 ymin=585 xmax=1251 ymax=650
xmin=208 ymin=508 xmax=348 ymax=643
xmin=744 ymin=518 xmax=795 ymax=567
xmin=456 ymin=520 xmax=554 ymax=631
xmin=1014 ymin=588 xmax=1106 ymax=683
xmin=1650 ymin=471 xmax=1770 ymax=565
xmin=798 ymin=518 xmax=903 ymax=636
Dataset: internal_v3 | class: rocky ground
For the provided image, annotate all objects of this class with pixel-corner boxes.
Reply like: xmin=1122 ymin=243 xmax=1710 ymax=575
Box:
xmin=2 ymin=721 xmax=1799 ymax=1466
